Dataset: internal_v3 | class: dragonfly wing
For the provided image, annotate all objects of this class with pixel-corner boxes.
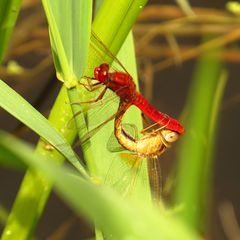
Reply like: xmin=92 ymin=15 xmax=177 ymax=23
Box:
xmin=104 ymin=153 xmax=142 ymax=195
xmin=91 ymin=31 xmax=131 ymax=75
xmin=107 ymin=131 xmax=124 ymax=152
xmin=122 ymin=123 xmax=139 ymax=139
xmin=70 ymin=89 xmax=121 ymax=144
xmin=80 ymin=111 xmax=118 ymax=144
xmin=79 ymin=98 xmax=128 ymax=145
xmin=147 ymin=157 xmax=162 ymax=202
xmin=107 ymin=123 xmax=139 ymax=153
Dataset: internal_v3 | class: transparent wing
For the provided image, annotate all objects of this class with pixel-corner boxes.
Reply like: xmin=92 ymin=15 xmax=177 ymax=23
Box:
xmin=147 ymin=157 xmax=162 ymax=202
xmin=90 ymin=31 xmax=131 ymax=75
xmin=107 ymin=154 xmax=163 ymax=201
xmin=107 ymin=123 xmax=139 ymax=152
xmin=106 ymin=122 xmax=163 ymax=201
xmin=67 ymin=88 xmax=120 ymax=142
xmin=72 ymin=83 xmax=134 ymax=146
xmin=80 ymin=111 xmax=118 ymax=144
xmin=104 ymin=123 xmax=152 ymax=199
xmin=74 ymin=31 xmax=136 ymax=143
xmin=81 ymin=31 xmax=131 ymax=81
xmin=104 ymin=152 xmax=147 ymax=197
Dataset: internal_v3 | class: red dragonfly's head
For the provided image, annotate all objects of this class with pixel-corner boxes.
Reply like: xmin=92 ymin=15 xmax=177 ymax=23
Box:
xmin=94 ymin=63 xmax=109 ymax=83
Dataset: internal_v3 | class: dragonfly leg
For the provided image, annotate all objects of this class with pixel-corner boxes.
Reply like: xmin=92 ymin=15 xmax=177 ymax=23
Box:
xmin=141 ymin=114 xmax=171 ymax=134
xmin=141 ymin=113 xmax=151 ymax=125
xmin=141 ymin=113 xmax=157 ymax=134
xmin=78 ymin=81 xmax=103 ymax=92
xmin=72 ymin=87 xmax=108 ymax=105
xmin=141 ymin=123 xmax=156 ymax=134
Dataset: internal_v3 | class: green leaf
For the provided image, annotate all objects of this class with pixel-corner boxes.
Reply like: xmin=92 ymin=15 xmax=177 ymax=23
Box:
xmin=42 ymin=0 xmax=92 ymax=85
xmin=0 ymin=0 xmax=22 ymax=63
xmin=42 ymin=0 xmax=93 ymax=163
xmin=0 ymin=80 xmax=87 ymax=176
xmin=84 ymin=33 xmax=151 ymax=203
xmin=0 ymin=131 xmax=199 ymax=240
xmin=92 ymin=0 xmax=147 ymax=55
xmin=80 ymin=0 xmax=151 ymax=203
xmin=1 ymin=1 xmax=93 ymax=239
xmin=1 ymin=1 xmax=151 ymax=239
xmin=174 ymin=40 xmax=227 ymax=231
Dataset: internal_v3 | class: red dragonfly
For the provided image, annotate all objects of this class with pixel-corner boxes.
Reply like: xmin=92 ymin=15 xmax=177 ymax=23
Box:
xmin=76 ymin=32 xmax=184 ymax=200
xmin=80 ymin=32 xmax=184 ymax=136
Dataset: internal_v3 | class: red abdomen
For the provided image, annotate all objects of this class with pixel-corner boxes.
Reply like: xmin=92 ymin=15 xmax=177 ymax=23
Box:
xmin=133 ymin=93 xmax=184 ymax=134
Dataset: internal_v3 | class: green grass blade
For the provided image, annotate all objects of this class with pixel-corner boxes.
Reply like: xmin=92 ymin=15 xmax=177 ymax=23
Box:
xmin=41 ymin=0 xmax=93 ymax=170
xmin=1 ymin=1 xmax=92 ymax=239
xmin=85 ymin=1 xmax=149 ymax=233
xmin=0 ymin=80 xmax=87 ymax=176
xmin=0 ymin=0 xmax=22 ymax=63
xmin=80 ymin=0 xmax=151 ymax=203
xmin=174 ymin=42 xmax=227 ymax=231
xmin=42 ymin=0 xmax=92 ymax=84
xmin=1 ymin=87 xmax=87 ymax=240
xmin=1 ymin=1 xmax=150 ymax=239
xmin=42 ymin=0 xmax=93 ymax=164
xmin=86 ymin=33 xmax=151 ymax=202
xmin=0 ymin=131 xmax=199 ymax=240
xmin=92 ymin=0 xmax=147 ymax=54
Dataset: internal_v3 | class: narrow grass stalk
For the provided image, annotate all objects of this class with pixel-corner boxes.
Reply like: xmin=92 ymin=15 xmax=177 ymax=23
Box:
xmin=1 ymin=0 xmax=149 ymax=239
xmin=0 ymin=80 xmax=88 ymax=175
xmin=0 ymin=131 xmax=199 ymax=240
xmin=175 ymin=0 xmax=195 ymax=16
xmin=1 ymin=87 xmax=82 ymax=240
xmin=174 ymin=38 xmax=227 ymax=231
xmin=82 ymin=0 xmax=149 ymax=193
xmin=1 ymin=1 xmax=92 ymax=238
xmin=0 ymin=0 xmax=22 ymax=63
